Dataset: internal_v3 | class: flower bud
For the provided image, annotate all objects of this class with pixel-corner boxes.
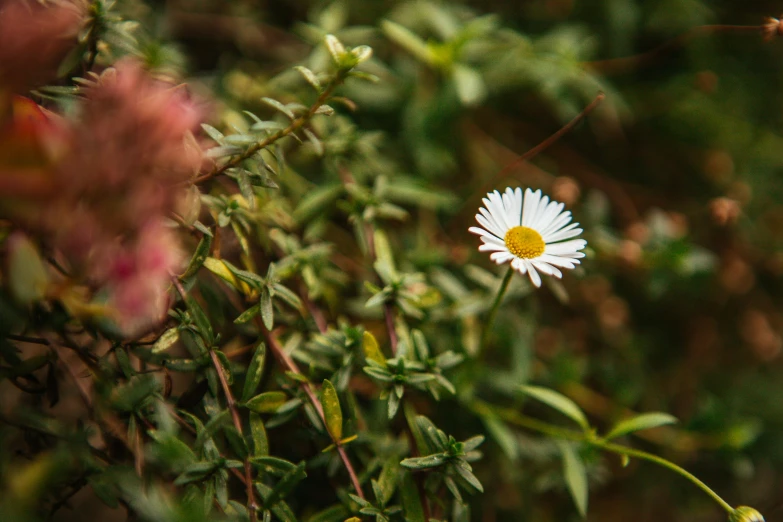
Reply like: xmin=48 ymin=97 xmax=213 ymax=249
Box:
xmin=729 ymin=506 xmax=765 ymax=522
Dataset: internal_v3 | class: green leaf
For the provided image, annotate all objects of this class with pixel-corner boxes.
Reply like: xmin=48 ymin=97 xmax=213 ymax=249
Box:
xmin=373 ymin=229 xmax=396 ymax=278
xmin=306 ymin=504 xmax=350 ymax=522
xmin=362 ymin=331 xmax=386 ymax=367
xmin=323 ymin=34 xmax=347 ymax=64
xmin=201 ymin=123 xmax=225 ymax=142
xmin=174 ymin=460 xmax=220 ymax=485
xmin=293 ymin=183 xmax=343 ymax=224
xmin=320 ymin=379 xmax=343 ymax=440
xmin=559 ymin=442 xmax=588 ymax=517
xmin=399 ymin=472 xmax=426 ymax=522
xmin=250 ymin=456 xmax=297 ymax=476
xmin=8 ymin=234 xmax=49 ymax=304
xmin=180 ymin=234 xmax=213 ymax=280
xmin=303 ymin=128 xmax=324 ymax=156
xmin=234 ymin=303 xmax=261 ymax=324
xmin=377 ymin=457 xmax=399 ymax=506
xmin=453 ymin=462 xmax=483 ymax=493
xmin=404 ymin=404 xmax=432 ymax=455
xmin=380 ymin=20 xmax=432 ymax=64
xmin=245 ymin=391 xmax=288 ymax=413
xmin=520 ymin=385 xmax=589 ymax=431
xmin=605 ymin=412 xmax=678 ymax=440
xmin=223 ymin=425 xmax=249 ymax=460
xmin=452 ymin=64 xmax=486 ymax=106
xmin=261 ymin=97 xmax=295 ymax=119
xmin=241 ymin=343 xmax=267 ymax=402
xmin=249 ymin=412 xmax=269 ymax=456
xmin=399 ymin=453 xmax=447 ymax=469
xmin=184 ymin=293 xmax=214 ymax=344
xmin=481 ymin=415 xmax=518 ymax=461
xmin=260 ymin=288 xmax=274 ymax=330
xmin=264 ymin=461 xmax=307 ymax=506
xmin=152 ymin=328 xmax=180 ymax=354
xmin=293 ymin=66 xmax=321 ymax=91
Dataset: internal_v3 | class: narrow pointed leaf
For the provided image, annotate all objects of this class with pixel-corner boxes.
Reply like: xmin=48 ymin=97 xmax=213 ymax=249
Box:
xmin=559 ymin=442 xmax=588 ymax=517
xmin=321 ymin=379 xmax=343 ymax=440
xmin=605 ymin=412 xmax=678 ymax=440
xmin=241 ymin=343 xmax=267 ymax=402
xmin=520 ymin=385 xmax=589 ymax=431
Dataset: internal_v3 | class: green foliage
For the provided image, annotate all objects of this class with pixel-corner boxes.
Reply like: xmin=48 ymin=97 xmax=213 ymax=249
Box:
xmin=2 ymin=1 xmax=782 ymax=521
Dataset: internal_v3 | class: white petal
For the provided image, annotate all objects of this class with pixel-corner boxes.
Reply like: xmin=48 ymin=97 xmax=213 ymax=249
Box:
xmin=522 ymin=188 xmax=541 ymax=227
xmin=529 ymin=194 xmax=551 ymax=231
xmin=544 ymin=239 xmax=587 ymax=256
xmin=480 ymin=234 xmax=507 ymax=248
xmin=525 ymin=260 xmax=542 ymax=287
xmin=534 ymin=200 xmax=565 ymax=234
xmin=532 ymin=260 xmax=562 ymax=279
xmin=470 ymin=225 xmax=501 ymax=243
xmin=488 ymin=191 xmax=514 ymax=230
xmin=475 ymin=215 xmax=504 ymax=239
xmin=478 ymin=207 xmax=506 ymax=237
xmin=539 ymin=211 xmax=572 ymax=237
xmin=537 ymin=254 xmax=579 ymax=269
xmin=513 ymin=187 xmax=524 ymax=226
xmin=504 ymin=187 xmax=522 ymax=227
xmin=544 ymin=225 xmax=583 ymax=243
xmin=490 ymin=251 xmax=514 ymax=264
xmin=481 ymin=197 xmax=507 ymax=234
xmin=479 ymin=243 xmax=508 ymax=252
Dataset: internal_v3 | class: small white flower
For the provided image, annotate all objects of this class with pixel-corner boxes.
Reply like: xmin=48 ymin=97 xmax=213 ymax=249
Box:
xmin=469 ymin=187 xmax=587 ymax=287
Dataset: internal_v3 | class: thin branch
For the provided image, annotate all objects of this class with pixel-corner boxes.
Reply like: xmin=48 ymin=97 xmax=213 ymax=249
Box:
xmin=192 ymin=71 xmax=348 ymax=185
xmin=262 ymin=325 xmax=366 ymax=500
xmin=6 ymin=333 xmax=51 ymax=345
xmin=586 ymin=24 xmax=764 ymax=75
xmin=383 ymin=304 xmax=398 ymax=355
xmin=303 ymin=293 xmax=328 ymax=334
xmin=171 ymin=276 xmax=259 ymax=520
xmin=489 ymin=92 xmax=605 ymax=187
xmin=209 ymin=350 xmax=259 ymax=520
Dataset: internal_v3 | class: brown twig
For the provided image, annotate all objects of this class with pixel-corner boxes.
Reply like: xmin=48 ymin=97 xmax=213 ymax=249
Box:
xmin=209 ymin=350 xmax=259 ymax=519
xmin=192 ymin=71 xmax=348 ymax=185
xmin=586 ymin=24 xmax=764 ymax=75
xmin=262 ymin=326 xmax=366 ymax=500
xmin=302 ymin=293 xmax=328 ymax=334
xmin=488 ymin=92 xmax=605 ymax=189
xmin=6 ymin=333 xmax=50 ymax=346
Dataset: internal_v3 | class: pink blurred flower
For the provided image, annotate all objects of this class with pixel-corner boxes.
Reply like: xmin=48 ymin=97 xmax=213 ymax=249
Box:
xmin=103 ymin=221 xmax=184 ymax=337
xmin=0 ymin=60 xmax=206 ymax=337
xmin=0 ymin=0 xmax=86 ymax=92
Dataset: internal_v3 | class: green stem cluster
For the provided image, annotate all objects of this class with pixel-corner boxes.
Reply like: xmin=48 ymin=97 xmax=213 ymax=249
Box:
xmin=193 ymin=69 xmax=349 ymax=185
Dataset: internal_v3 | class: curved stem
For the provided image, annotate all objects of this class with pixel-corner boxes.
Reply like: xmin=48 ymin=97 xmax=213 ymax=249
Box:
xmin=595 ymin=440 xmax=733 ymax=514
xmin=479 ymin=266 xmax=514 ymax=354
xmin=471 ymin=400 xmax=734 ymax=514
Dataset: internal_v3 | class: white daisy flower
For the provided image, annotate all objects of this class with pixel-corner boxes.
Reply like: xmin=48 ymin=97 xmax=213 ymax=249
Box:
xmin=469 ymin=187 xmax=587 ymax=288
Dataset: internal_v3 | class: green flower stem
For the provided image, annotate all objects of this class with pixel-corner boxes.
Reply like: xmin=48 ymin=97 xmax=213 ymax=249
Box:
xmin=595 ymin=440 xmax=734 ymax=514
xmin=471 ymin=400 xmax=734 ymax=515
xmin=479 ymin=266 xmax=515 ymax=354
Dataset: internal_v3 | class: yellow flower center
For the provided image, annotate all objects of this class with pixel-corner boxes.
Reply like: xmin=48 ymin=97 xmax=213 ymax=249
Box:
xmin=504 ymin=226 xmax=545 ymax=259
